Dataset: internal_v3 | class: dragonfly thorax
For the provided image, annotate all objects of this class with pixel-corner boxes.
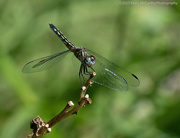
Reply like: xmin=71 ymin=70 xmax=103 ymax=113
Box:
xmin=73 ymin=47 xmax=85 ymax=60
xmin=73 ymin=47 xmax=96 ymax=67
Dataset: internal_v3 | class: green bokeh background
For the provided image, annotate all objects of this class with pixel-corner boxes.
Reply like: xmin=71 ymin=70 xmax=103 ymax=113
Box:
xmin=0 ymin=0 xmax=180 ymax=138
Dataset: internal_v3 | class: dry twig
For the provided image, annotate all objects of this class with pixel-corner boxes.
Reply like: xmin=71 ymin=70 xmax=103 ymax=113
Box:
xmin=27 ymin=72 xmax=96 ymax=138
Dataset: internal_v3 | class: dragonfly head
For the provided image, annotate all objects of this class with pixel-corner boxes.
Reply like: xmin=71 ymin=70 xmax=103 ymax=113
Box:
xmin=85 ymin=55 xmax=96 ymax=67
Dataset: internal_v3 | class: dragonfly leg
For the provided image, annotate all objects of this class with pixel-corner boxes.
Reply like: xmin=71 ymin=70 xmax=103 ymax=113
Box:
xmin=79 ymin=64 xmax=86 ymax=85
xmin=84 ymin=66 xmax=95 ymax=76
xmin=79 ymin=64 xmax=95 ymax=85
xmin=89 ymin=66 xmax=95 ymax=72
xmin=84 ymin=66 xmax=90 ymax=75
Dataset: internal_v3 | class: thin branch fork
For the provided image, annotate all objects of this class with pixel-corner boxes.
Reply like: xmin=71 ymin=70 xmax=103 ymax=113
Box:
xmin=27 ymin=72 xmax=96 ymax=138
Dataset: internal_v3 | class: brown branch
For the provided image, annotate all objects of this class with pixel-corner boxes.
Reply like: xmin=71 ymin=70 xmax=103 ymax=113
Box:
xmin=27 ymin=72 xmax=96 ymax=138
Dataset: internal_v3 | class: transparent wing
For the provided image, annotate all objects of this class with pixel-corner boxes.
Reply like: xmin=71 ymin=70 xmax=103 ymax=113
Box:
xmin=86 ymin=49 xmax=140 ymax=91
xmin=22 ymin=50 xmax=70 ymax=73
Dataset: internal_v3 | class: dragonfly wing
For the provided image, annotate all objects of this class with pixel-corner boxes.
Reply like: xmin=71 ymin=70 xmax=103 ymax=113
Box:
xmin=22 ymin=50 xmax=70 ymax=73
xmin=86 ymin=49 xmax=140 ymax=91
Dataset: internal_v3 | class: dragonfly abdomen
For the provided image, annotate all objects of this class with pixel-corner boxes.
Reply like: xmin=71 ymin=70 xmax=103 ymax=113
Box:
xmin=49 ymin=23 xmax=75 ymax=50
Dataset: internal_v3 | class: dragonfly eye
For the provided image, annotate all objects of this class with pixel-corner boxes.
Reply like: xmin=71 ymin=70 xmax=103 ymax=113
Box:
xmin=85 ymin=55 xmax=96 ymax=67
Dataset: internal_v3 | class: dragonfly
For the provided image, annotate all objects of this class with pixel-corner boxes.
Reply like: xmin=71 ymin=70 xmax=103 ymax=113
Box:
xmin=22 ymin=23 xmax=140 ymax=91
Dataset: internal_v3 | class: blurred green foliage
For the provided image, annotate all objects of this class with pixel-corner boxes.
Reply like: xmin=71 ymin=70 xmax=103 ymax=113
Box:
xmin=0 ymin=0 xmax=180 ymax=138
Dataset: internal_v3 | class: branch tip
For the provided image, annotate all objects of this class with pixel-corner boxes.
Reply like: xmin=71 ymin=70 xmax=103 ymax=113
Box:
xmin=90 ymin=81 xmax=93 ymax=85
xmin=81 ymin=86 xmax=86 ymax=91
xmin=85 ymin=94 xmax=89 ymax=98
xmin=92 ymin=72 xmax=96 ymax=76
xmin=87 ymin=98 xmax=92 ymax=104
xmin=68 ymin=101 xmax=74 ymax=106
xmin=45 ymin=124 xmax=49 ymax=128
xmin=47 ymin=127 xmax=51 ymax=132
